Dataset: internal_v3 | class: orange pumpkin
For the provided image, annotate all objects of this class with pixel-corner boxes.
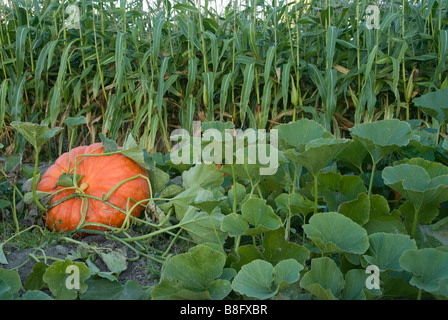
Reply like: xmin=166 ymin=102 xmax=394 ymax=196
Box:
xmin=37 ymin=143 xmax=150 ymax=233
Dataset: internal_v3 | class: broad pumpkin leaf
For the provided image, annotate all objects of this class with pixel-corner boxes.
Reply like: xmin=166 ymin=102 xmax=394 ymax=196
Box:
xmin=80 ymin=279 xmax=150 ymax=300
xmin=382 ymin=158 xmax=448 ymax=222
xmin=412 ymin=87 xmax=448 ymax=124
xmin=342 ymin=269 xmax=382 ymax=300
xmin=42 ymin=260 xmax=91 ymax=300
xmin=95 ymin=248 xmax=128 ymax=275
xmin=0 ymin=279 xmax=13 ymax=300
xmin=24 ymin=261 xmax=48 ymax=290
xmin=275 ymin=118 xmax=332 ymax=150
xmin=148 ymin=167 xmax=171 ymax=195
xmin=179 ymin=206 xmax=227 ymax=244
xmin=274 ymin=192 xmax=315 ymax=219
xmin=336 ymin=139 xmax=369 ymax=173
xmin=55 ymin=172 xmax=84 ymax=187
xmin=190 ymin=189 xmax=227 ymax=215
xmin=350 ymin=119 xmax=419 ymax=165
xmin=170 ymin=186 xmax=203 ymax=220
xmin=99 ymin=133 xmax=119 ymax=152
xmin=0 ymin=268 xmax=22 ymax=298
xmin=152 ymin=244 xmax=231 ymax=300
xmin=261 ymin=228 xmax=309 ymax=266
xmin=221 ymin=213 xmax=249 ymax=237
xmin=240 ymin=198 xmax=282 ymax=235
xmin=363 ymin=233 xmax=417 ymax=272
xmin=284 ymin=138 xmax=349 ymax=177
xmin=11 ymin=121 xmax=63 ymax=151
xmin=339 ymin=192 xmax=370 ymax=225
xmin=399 ymin=248 xmax=448 ymax=293
xmin=317 ymin=172 xmax=367 ymax=212
xmin=151 ymin=279 xmax=215 ymax=300
xmin=302 ymin=212 xmax=370 ymax=255
xmin=182 ymin=164 xmax=224 ymax=190
xmin=229 ymin=245 xmax=263 ymax=272
xmin=21 ymin=290 xmax=54 ymax=300
xmin=363 ymin=195 xmax=406 ymax=234
xmin=231 ymin=259 xmax=303 ymax=299
xmin=120 ymin=130 xmax=149 ymax=169
xmin=443 ymin=136 xmax=448 ymax=151
xmin=63 ymin=116 xmax=86 ymax=129
xmin=300 ymin=257 xmax=345 ymax=300
xmin=416 ymin=218 xmax=448 ymax=248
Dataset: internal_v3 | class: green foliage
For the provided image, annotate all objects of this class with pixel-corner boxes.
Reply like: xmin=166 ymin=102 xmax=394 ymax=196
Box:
xmin=151 ymin=244 xmax=231 ymax=300
xmin=2 ymin=0 xmax=448 ymax=301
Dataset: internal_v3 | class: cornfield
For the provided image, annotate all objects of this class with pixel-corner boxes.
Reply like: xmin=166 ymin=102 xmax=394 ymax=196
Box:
xmin=1 ymin=0 xmax=447 ymax=156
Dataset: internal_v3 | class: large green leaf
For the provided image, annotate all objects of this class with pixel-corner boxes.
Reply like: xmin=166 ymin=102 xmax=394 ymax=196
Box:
xmin=240 ymin=198 xmax=282 ymax=236
xmin=342 ymin=269 xmax=382 ymax=300
xmin=190 ymin=189 xmax=227 ymax=215
xmin=152 ymin=244 xmax=231 ymax=300
xmin=350 ymin=119 xmax=419 ymax=164
xmin=0 ymin=268 xmax=22 ymax=299
xmin=363 ymin=195 xmax=406 ymax=234
xmin=284 ymin=138 xmax=349 ymax=177
xmin=363 ymin=233 xmax=417 ymax=272
xmin=231 ymin=259 xmax=303 ymax=299
xmin=317 ymin=172 xmax=367 ymax=212
xmin=274 ymin=192 xmax=315 ymax=218
xmin=179 ymin=206 xmax=227 ymax=244
xmin=413 ymin=88 xmax=448 ymax=124
xmin=120 ymin=131 xmax=149 ymax=169
xmin=300 ymin=257 xmax=345 ymax=300
xmin=42 ymin=260 xmax=90 ymax=300
xmin=339 ymin=193 xmax=370 ymax=226
xmin=382 ymin=158 xmax=448 ymax=222
xmin=182 ymin=164 xmax=224 ymax=190
xmin=261 ymin=228 xmax=309 ymax=266
xmin=275 ymin=118 xmax=332 ymax=151
xmin=11 ymin=121 xmax=63 ymax=150
xmin=81 ymin=279 xmax=150 ymax=300
xmin=302 ymin=212 xmax=370 ymax=255
xmin=399 ymin=248 xmax=448 ymax=293
xmin=336 ymin=139 xmax=369 ymax=173
xmin=221 ymin=213 xmax=249 ymax=237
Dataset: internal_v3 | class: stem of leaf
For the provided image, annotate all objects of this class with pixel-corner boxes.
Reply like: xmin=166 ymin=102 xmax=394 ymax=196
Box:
xmin=32 ymin=148 xmax=46 ymax=212
xmin=417 ymin=288 xmax=422 ymax=300
xmin=411 ymin=206 xmax=420 ymax=239
xmin=231 ymin=165 xmax=241 ymax=251
xmin=368 ymin=161 xmax=377 ymax=197
xmin=313 ymin=174 xmax=319 ymax=214
xmin=231 ymin=164 xmax=237 ymax=213
xmin=209 ymin=214 xmax=223 ymax=248
xmin=12 ymin=187 xmax=19 ymax=233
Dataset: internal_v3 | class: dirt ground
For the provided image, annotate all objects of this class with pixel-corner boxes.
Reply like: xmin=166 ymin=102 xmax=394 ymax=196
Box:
xmin=1 ymin=233 xmax=161 ymax=290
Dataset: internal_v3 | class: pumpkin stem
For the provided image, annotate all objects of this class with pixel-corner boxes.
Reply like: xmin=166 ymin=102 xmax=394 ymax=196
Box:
xmin=79 ymin=182 xmax=89 ymax=192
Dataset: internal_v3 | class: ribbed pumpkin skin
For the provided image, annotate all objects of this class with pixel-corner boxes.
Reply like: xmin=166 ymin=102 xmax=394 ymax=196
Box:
xmin=37 ymin=143 xmax=150 ymax=233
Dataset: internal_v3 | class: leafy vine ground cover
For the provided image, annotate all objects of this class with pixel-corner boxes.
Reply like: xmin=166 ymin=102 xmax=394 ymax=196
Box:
xmin=1 ymin=115 xmax=448 ymax=301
